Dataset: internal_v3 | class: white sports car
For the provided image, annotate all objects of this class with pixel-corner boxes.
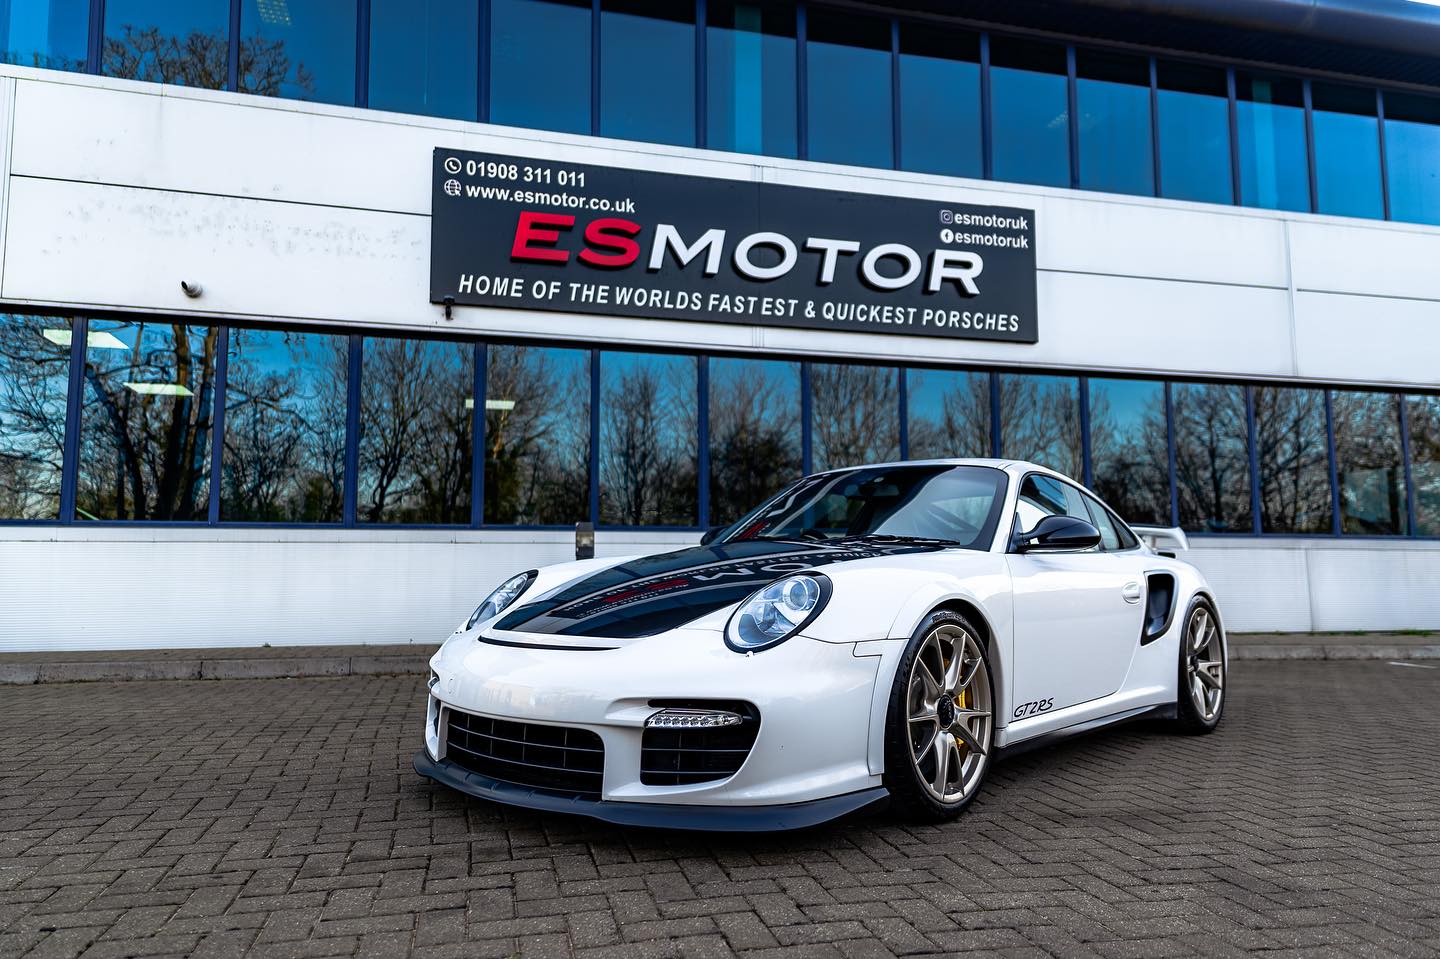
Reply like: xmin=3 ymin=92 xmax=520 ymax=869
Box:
xmin=416 ymin=459 xmax=1226 ymax=830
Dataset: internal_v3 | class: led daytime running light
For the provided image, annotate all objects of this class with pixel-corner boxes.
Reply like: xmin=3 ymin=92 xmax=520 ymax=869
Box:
xmin=646 ymin=709 xmax=744 ymax=729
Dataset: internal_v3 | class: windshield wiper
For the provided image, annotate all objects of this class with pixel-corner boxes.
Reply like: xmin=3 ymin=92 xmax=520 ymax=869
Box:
xmin=839 ymin=534 xmax=962 ymax=546
xmin=747 ymin=528 xmax=831 ymax=542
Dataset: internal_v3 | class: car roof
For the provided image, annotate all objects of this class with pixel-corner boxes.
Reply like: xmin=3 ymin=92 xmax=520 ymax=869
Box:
xmin=813 ymin=458 xmax=1076 ymax=484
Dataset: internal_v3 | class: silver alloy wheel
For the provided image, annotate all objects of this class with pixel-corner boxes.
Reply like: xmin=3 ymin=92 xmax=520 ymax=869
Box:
xmin=906 ymin=624 xmax=992 ymax=804
xmin=1186 ymin=606 xmax=1225 ymax=722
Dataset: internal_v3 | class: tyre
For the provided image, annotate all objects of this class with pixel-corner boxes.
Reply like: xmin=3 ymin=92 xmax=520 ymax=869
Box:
xmin=882 ymin=609 xmax=995 ymax=822
xmin=1174 ymin=597 xmax=1226 ymax=734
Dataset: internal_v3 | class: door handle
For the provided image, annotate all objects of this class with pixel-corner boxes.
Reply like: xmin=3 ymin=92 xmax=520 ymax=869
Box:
xmin=1122 ymin=581 xmax=1142 ymax=604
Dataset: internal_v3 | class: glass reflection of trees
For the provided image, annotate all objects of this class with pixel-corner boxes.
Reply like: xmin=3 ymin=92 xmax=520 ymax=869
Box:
xmin=485 ymin=345 xmax=590 ymax=526
xmin=1408 ymin=396 xmax=1440 ymax=536
xmin=600 ymin=352 xmax=697 ymax=526
xmin=907 ymin=368 xmax=991 ymax=461
xmin=708 ymin=357 xmax=801 ymax=526
xmin=1333 ymin=391 xmax=1406 ymax=535
xmin=1254 ymin=386 xmax=1331 ymax=533
xmin=810 ymin=363 xmax=899 ymax=472
xmin=222 ymin=329 xmax=347 ymax=523
xmin=999 ymin=374 xmax=1082 ymax=478
xmin=76 ymin=319 xmax=217 ymax=521
xmin=358 ymin=337 xmax=472 ymax=525
xmin=1173 ymin=383 xmax=1251 ymax=533
xmin=0 ymin=315 xmax=72 ymax=519
xmin=1088 ymin=378 xmax=1169 ymax=525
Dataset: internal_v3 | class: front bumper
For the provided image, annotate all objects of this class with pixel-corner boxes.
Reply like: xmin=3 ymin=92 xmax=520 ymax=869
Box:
xmin=414 ymin=750 xmax=888 ymax=831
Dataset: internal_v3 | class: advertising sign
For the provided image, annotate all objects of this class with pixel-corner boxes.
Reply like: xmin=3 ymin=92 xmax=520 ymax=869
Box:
xmin=431 ymin=149 xmax=1038 ymax=343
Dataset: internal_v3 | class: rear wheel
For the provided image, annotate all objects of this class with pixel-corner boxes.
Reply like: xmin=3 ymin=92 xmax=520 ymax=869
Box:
xmin=1174 ymin=598 xmax=1226 ymax=734
xmin=883 ymin=611 xmax=995 ymax=821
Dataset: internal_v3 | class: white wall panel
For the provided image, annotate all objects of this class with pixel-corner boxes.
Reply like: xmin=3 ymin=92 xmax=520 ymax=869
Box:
xmin=1185 ymin=544 xmax=1313 ymax=632
xmin=1293 ymin=290 xmax=1440 ymax=388
xmin=1290 ymin=217 xmax=1440 ymax=302
xmin=1306 ymin=547 xmax=1440 ymax=632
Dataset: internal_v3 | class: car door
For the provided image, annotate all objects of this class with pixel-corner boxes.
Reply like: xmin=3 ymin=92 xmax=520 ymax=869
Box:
xmin=1006 ymin=474 xmax=1146 ymax=716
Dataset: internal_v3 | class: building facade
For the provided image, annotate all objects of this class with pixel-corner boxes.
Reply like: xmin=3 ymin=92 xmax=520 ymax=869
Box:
xmin=1 ymin=0 xmax=1439 ymax=650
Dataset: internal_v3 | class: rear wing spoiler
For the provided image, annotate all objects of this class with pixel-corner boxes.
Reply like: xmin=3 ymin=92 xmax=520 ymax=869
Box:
xmin=1131 ymin=525 xmax=1189 ymax=555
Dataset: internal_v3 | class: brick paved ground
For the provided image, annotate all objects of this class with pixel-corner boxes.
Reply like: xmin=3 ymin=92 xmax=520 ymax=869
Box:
xmin=1 ymin=662 xmax=1437 ymax=958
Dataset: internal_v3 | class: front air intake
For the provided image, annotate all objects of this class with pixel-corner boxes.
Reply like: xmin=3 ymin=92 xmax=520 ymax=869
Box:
xmin=641 ymin=700 xmax=760 ymax=786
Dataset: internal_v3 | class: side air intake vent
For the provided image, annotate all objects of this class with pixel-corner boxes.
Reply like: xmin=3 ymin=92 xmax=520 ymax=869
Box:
xmin=1142 ymin=572 xmax=1177 ymax=645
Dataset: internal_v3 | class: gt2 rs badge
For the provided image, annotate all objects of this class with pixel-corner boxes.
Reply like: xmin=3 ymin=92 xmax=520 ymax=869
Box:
xmin=1012 ymin=698 xmax=1054 ymax=719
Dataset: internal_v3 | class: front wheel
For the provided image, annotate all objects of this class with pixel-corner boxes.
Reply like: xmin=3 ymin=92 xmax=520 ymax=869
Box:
xmin=1174 ymin=598 xmax=1226 ymax=734
xmin=882 ymin=610 xmax=995 ymax=822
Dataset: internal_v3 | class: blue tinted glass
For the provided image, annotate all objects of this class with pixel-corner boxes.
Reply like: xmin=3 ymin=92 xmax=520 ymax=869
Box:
xmin=369 ymin=0 xmax=477 ymax=120
xmin=898 ymin=26 xmax=981 ymax=178
xmin=1333 ymin=391 xmax=1406 ymax=535
xmin=906 ymin=368 xmax=990 ymax=458
xmin=806 ymin=13 xmax=892 ymax=168
xmin=1312 ymin=84 xmax=1382 ymax=219
xmin=0 ymin=0 xmax=87 ymax=71
xmin=990 ymin=39 xmax=1069 ymax=188
xmin=486 ymin=345 xmax=591 ymax=526
xmin=222 ymin=328 xmax=348 ymax=523
xmin=239 ymin=0 xmax=356 ymax=104
xmin=1156 ymin=62 xmax=1232 ymax=204
xmin=1385 ymin=93 xmax=1440 ymax=226
xmin=600 ymin=1 xmax=694 ymax=146
xmin=1408 ymin=395 xmax=1440 ymax=536
xmin=1172 ymin=383 xmax=1250 ymax=533
xmin=491 ymin=0 xmax=591 ymax=135
xmin=1088 ymin=378 xmax=1168 ymax=525
xmin=599 ymin=351 xmax=697 ymax=526
xmin=999 ymin=374 xmax=1082 ymax=478
xmin=1254 ymin=386 xmax=1330 ymax=533
xmin=706 ymin=2 xmax=795 ymax=157
xmin=1076 ymin=52 xmax=1153 ymax=195
xmin=1236 ymin=75 xmax=1309 ymax=212
xmin=0 ymin=314 xmax=73 ymax=519
xmin=102 ymin=0 xmax=228 ymax=87
xmin=709 ymin=357 xmax=801 ymax=524
xmin=810 ymin=364 xmax=898 ymax=470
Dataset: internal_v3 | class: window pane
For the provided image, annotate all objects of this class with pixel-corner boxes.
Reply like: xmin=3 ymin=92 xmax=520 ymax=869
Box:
xmin=990 ymin=37 xmax=1069 ymax=188
xmin=806 ymin=11 xmax=891 ymax=168
xmin=998 ymin=374 xmax=1082 ymax=478
xmin=0 ymin=314 xmax=72 ymax=519
xmin=600 ymin=0 xmax=694 ymax=146
xmin=1088 ymin=378 xmax=1168 ymax=525
xmin=1408 ymin=395 xmax=1440 ymax=536
xmin=1254 ymin=386 xmax=1331 ymax=534
xmin=221 ymin=328 xmax=347 ymax=523
xmin=485 ymin=345 xmax=590 ymax=526
xmin=0 ymin=0 xmax=88 ymax=71
xmin=706 ymin=1 xmax=795 ymax=158
xmin=1076 ymin=50 xmax=1153 ymax=196
xmin=102 ymin=0 xmax=229 ymax=88
xmin=1172 ymin=383 xmax=1250 ymax=533
xmin=76 ymin=319 xmax=217 ymax=521
xmin=358 ymin=337 xmax=473 ymax=524
xmin=810 ymin=364 xmax=899 ymax=472
xmin=369 ymin=0 xmax=477 ymax=120
xmin=1236 ymin=73 xmax=1309 ymax=212
xmin=1332 ymin=391 xmax=1406 ymax=535
xmin=239 ymin=0 xmax=355 ymax=104
xmin=709 ymin=357 xmax=801 ymax=525
xmin=898 ymin=24 xmax=980 ymax=178
xmin=1156 ymin=61 xmax=1232 ymax=204
xmin=599 ymin=351 xmax=697 ymax=525
xmin=1312 ymin=83 xmax=1382 ymax=219
xmin=1385 ymin=92 xmax=1440 ymax=226
xmin=491 ymin=0 xmax=591 ymax=135
xmin=906 ymin=368 xmax=990 ymax=459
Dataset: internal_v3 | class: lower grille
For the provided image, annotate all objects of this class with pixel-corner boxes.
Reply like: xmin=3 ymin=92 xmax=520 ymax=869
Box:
xmin=641 ymin=701 xmax=760 ymax=786
xmin=445 ymin=710 xmax=604 ymax=799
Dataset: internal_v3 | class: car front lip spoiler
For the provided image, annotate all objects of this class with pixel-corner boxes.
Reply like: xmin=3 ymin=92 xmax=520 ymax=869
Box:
xmin=413 ymin=751 xmax=889 ymax=832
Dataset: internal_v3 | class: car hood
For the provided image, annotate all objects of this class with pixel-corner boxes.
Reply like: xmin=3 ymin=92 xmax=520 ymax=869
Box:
xmin=492 ymin=539 xmax=944 ymax=639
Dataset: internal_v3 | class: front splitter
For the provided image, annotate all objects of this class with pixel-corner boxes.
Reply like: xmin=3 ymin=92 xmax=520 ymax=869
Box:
xmin=414 ymin=751 xmax=888 ymax=832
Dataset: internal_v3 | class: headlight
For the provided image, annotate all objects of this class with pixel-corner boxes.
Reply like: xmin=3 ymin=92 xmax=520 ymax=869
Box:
xmin=725 ymin=573 xmax=831 ymax=652
xmin=466 ymin=570 xmax=537 ymax=630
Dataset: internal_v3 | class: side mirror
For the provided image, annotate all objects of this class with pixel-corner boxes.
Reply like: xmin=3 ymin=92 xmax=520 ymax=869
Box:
xmin=1015 ymin=515 xmax=1101 ymax=553
xmin=699 ymin=525 xmax=725 ymax=546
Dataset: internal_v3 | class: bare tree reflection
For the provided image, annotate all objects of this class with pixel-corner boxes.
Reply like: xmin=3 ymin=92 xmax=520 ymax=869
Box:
xmin=999 ymin=375 xmax=1082 ymax=478
xmin=1254 ymin=386 xmax=1330 ymax=532
xmin=0 ymin=315 xmax=71 ymax=518
xmin=600 ymin=356 xmax=697 ymax=526
xmin=708 ymin=360 xmax=801 ymax=525
xmin=1088 ymin=382 xmax=1170 ymax=524
xmin=1172 ymin=383 xmax=1250 ymax=533
xmin=76 ymin=322 xmax=217 ymax=520
xmin=486 ymin=346 xmax=590 ymax=525
xmin=1333 ymin=391 xmax=1406 ymax=534
xmin=907 ymin=370 xmax=991 ymax=460
xmin=102 ymin=24 xmax=312 ymax=96
xmin=1407 ymin=396 xmax=1440 ymax=535
xmin=811 ymin=364 xmax=899 ymax=471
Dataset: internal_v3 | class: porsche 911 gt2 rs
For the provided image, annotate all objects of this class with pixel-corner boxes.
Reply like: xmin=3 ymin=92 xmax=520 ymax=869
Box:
xmin=415 ymin=459 xmax=1227 ymax=831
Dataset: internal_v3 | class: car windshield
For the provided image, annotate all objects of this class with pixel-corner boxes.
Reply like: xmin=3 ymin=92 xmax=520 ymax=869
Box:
xmin=716 ymin=465 xmax=1008 ymax=550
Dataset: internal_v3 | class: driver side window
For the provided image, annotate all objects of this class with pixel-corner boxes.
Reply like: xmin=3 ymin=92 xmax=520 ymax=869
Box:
xmin=1016 ymin=475 xmax=1092 ymax=536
